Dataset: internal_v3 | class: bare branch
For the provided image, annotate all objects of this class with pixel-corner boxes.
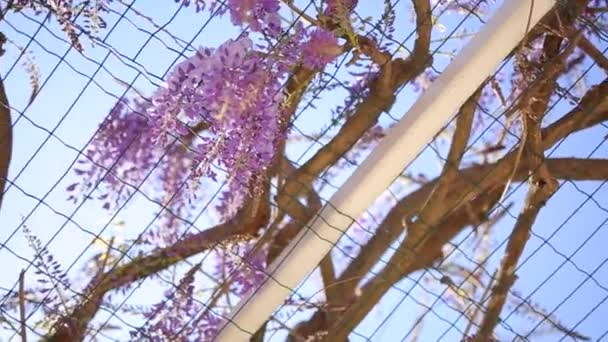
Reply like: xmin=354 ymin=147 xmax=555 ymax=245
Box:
xmin=299 ymin=21 xmax=607 ymax=337
xmin=542 ymin=78 xmax=608 ymax=146
xmin=392 ymin=0 xmax=433 ymax=85
xmin=319 ymin=254 xmax=338 ymax=305
xmin=313 ymin=71 xmax=606 ymax=335
xmin=276 ymin=60 xmax=398 ymax=210
xmin=577 ymin=35 xmax=608 ymax=73
xmin=323 ymin=29 xmax=588 ymax=341
xmin=314 ymin=114 xmax=608 ymax=339
xmin=474 ymin=34 xmax=563 ymax=336
xmin=0 ymin=32 xmax=12 ymax=213
xmin=463 ymin=270 xmax=496 ymax=340
xmin=19 ymin=270 xmax=27 ymax=342
xmin=45 ymin=201 xmax=270 ymax=341
xmin=417 ymin=88 xmax=481 ymax=231
xmin=322 ymin=185 xmax=505 ymax=340
xmin=473 ymin=173 xmax=557 ymax=341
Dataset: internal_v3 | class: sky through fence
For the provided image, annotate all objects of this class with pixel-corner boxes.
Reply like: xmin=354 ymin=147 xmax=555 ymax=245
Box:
xmin=0 ymin=0 xmax=607 ymax=341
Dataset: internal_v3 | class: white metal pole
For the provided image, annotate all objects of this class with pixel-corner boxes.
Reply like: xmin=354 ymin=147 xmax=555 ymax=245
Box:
xmin=216 ymin=0 xmax=555 ymax=339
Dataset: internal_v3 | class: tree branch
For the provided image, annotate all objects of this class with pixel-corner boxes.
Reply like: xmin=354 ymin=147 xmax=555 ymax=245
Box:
xmin=392 ymin=0 xmax=433 ymax=85
xmin=295 ymin=24 xmax=607 ymax=340
xmin=301 ymin=156 xmax=608 ymax=341
xmin=330 ymin=80 xmax=607 ymax=300
xmin=473 ymin=136 xmax=558 ymax=342
xmin=472 ymin=31 xmax=564 ymax=339
xmin=45 ymin=201 xmax=270 ymax=341
xmin=44 ymin=155 xmax=608 ymax=341
xmin=276 ymin=0 xmax=433 ymax=217
xmin=337 ymin=87 xmax=482 ymax=311
xmin=0 ymin=32 xmax=12 ymax=213
xmin=329 ymin=75 xmax=608 ymax=303
xmin=577 ymin=35 xmax=608 ymax=73
xmin=302 ymin=77 xmax=606 ymax=340
xmin=473 ymin=176 xmax=554 ymax=341
xmin=542 ymin=78 xmax=608 ymax=146
xmin=276 ymin=61 xmax=398 ymax=210
xmin=19 ymin=270 xmax=27 ymax=342
xmin=320 ymin=28 xmax=585 ymax=339
xmin=319 ymin=254 xmax=338 ymax=305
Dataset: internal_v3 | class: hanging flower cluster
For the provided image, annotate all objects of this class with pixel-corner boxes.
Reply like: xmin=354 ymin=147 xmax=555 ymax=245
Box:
xmin=325 ymin=0 xmax=358 ymax=16
xmin=176 ymin=0 xmax=281 ymax=34
xmin=214 ymin=244 xmax=268 ymax=296
xmin=227 ymin=0 xmax=281 ymax=34
xmin=301 ymin=29 xmax=342 ymax=69
xmin=12 ymin=0 xmax=113 ymax=50
xmin=133 ymin=264 xmax=224 ymax=341
xmin=70 ymin=1 xmax=344 ymax=214
xmin=167 ymin=36 xmax=286 ymax=196
xmin=68 ymin=37 xmax=284 ymax=212
xmin=67 ymin=99 xmax=164 ymax=210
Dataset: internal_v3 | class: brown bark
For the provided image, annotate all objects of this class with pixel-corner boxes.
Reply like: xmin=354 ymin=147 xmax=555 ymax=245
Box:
xmin=472 ymin=29 xmax=566 ymax=341
xmin=577 ymin=36 xmax=608 ymax=73
xmin=0 ymin=32 xmax=12 ymax=213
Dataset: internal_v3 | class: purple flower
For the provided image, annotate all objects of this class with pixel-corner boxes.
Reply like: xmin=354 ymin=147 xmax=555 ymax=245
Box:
xmin=301 ymin=29 xmax=342 ymax=69
xmin=75 ymin=6 xmax=337 ymax=217
xmin=174 ymin=37 xmax=285 ymax=200
xmin=13 ymin=0 xmax=113 ymax=50
xmin=176 ymin=0 xmax=281 ymax=35
xmin=325 ymin=0 xmax=358 ymax=16
xmin=134 ymin=263 xmax=225 ymax=341
xmin=176 ymin=0 xmax=209 ymax=12
xmin=227 ymin=0 xmax=281 ymax=34
xmin=214 ymin=244 xmax=268 ymax=296
xmin=70 ymin=99 xmax=157 ymax=207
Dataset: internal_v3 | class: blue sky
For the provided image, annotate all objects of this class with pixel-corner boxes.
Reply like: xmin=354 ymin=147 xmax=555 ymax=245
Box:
xmin=0 ymin=0 xmax=607 ymax=341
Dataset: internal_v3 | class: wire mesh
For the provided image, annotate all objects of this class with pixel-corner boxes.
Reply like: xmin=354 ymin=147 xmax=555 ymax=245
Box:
xmin=0 ymin=0 xmax=606 ymax=341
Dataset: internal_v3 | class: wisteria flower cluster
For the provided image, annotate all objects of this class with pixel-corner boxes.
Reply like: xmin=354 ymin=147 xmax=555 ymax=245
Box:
xmin=62 ymin=1 xmax=347 ymax=336
xmin=67 ymin=99 xmax=163 ymax=210
xmin=215 ymin=244 xmax=268 ymax=296
xmin=325 ymin=0 xmax=358 ymax=16
xmin=301 ymin=29 xmax=342 ymax=69
xmin=70 ymin=2 xmax=345 ymax=215
xmin=172 ymin=36 xmax=286 ymax=201
xmin=69 ymin=37 xmax=283 ymax=212
xmin=177 ymin=0 xmax=281 ymax=34
xmin=227 ymin=0 xmax=281 ymax=34
xmin=133 ymin=263 xmax=223 ymax=341
xmin=12 ymin=0 xmax=112 ymax=51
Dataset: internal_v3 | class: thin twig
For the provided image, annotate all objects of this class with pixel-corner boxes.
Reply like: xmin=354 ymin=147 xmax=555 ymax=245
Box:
xmin=280 ymin=0 xmax=319 ymax=25
xmin=462 ymin=270 xmax=496 ymax=339
xmin=498 ymin=30 xmax=581 ymax=205
xmin=19 ymin=269 xmax=27 ymax=342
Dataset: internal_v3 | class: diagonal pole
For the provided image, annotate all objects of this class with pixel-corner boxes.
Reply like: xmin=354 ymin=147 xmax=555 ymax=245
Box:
xmin=216 ymin=0 xmax=556 ymax=339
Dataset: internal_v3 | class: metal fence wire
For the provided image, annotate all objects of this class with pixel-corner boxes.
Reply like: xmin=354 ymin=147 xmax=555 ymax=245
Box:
xmin=0 ymin=0 xmax=607 ymax=341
